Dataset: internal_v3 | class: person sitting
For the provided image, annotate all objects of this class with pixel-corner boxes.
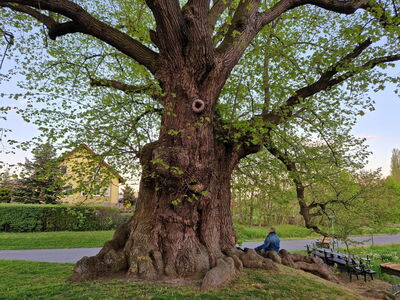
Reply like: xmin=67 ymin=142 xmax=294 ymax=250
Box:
xmin=255 ymin=227 xmax=280 ymax=253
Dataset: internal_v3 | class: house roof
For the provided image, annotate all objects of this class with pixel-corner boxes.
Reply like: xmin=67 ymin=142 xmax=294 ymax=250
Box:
xmin=58 ymin=144 xmax=125 ymax=184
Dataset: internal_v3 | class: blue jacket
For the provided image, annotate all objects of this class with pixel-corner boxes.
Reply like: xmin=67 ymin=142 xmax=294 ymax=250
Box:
xmin=255 ymin=232 xmax=280 ymax=252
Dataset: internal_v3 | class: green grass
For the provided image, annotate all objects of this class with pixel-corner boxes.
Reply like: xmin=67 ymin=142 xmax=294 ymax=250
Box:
xmin=0 ymin=260 xmax=358 ymax=300
xmin=351 ymin=224 xmax=400 ymax=236
xmin=0 ymin=231 xmax=113 ymax=250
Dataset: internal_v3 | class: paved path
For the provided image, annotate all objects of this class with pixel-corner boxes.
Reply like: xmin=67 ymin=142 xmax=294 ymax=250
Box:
xmin=0 ymin=248 xmax=100 ymax=263
xmin=243 ymin=234 xmax=400 ymax=251
xmin=1 ymin=234 xmax=400 ymax=263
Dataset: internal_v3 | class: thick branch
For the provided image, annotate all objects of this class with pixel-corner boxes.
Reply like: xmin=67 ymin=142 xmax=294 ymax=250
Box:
xmin=0 ymin=3 xmax=55 ymax=27
xmin=258 ymin=0 xmax=369 ymax=29
xmin=266 ymin=52 xmax=400 ymax=125
xmin=327 ymin=53 xmax=400 ymax=86
xmin=0 ymin=0 xmax=159 ymax=73
xmin=263 ymin=38 xmax=373 ymax=124
xmin=215 ymin=0 xmax=263 ymax=76
xmin=145 ymin=0 xmax=186 ymax=60
xmin=217 ymin=0 xmax=397 ymax=78
xmin=90 ymin=78 xmax=156 ymax=95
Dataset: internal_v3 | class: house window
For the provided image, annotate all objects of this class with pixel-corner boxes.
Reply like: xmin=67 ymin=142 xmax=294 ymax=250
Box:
xmin=80 ymin=184 xmax=110 ymax=197
xmin=63 ymin=185 xmax=73 ymax=195
xmin=63 ymin=185 xmax=73 ymax=191
xmin=82 ymin=187 xmax=102 ymax=197
xmin=60 ymin=166 xmax=67 ymax=175
xmin=93 ymin=188 xmax=102 ymax=196
xmin=105 ymin=186 xmax=111 ymax=197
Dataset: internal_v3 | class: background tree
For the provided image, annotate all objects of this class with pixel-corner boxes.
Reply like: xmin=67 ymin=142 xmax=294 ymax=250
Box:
xmin=391 ymin=148 xmax=400 ymax=182
xmin=329 ymin=170 xmax=396 ymax=250
xmin=122 ymin=185 xmax=137 ymax=208
xmin=232 ymin=151 xmax=298 ymax=226
xmin=13 ymin=142 xmax=63 ymax=204
xmin=1 ymin=0 xmax=399 ymax=287
xmin=0 ymin=168 xmax=12 ymax=203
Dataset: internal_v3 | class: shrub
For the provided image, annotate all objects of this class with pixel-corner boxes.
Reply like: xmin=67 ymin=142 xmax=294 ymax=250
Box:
xmin=0 ymin=203 xmax=131 ymax=232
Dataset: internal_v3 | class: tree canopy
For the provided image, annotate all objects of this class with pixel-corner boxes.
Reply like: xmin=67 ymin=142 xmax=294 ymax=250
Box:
xmin=0 ymin=1 xmax=398 ymax=165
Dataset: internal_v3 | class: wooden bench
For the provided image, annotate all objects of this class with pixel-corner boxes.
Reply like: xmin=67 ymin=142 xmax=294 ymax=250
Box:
xmin=380 ymin=263 xmax=400 ymax=296
xmin=380 ymin=263 xmax=400 ymax=276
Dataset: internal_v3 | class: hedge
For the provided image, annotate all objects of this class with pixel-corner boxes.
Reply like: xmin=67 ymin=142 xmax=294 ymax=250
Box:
xmin=0 ymin=203 xmax=131 ymax=232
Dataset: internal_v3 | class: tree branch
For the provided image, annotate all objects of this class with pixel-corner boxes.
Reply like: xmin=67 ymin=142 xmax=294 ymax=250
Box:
xmin=216 ymin=0 xmax=260 ymax=70
xmin=327 ymin=53 xmax=400 ymax=86
xmin=89 ymin=77 xmax=163 ymax=104
xmin=89 ymin=78 xmax=157 ymax=95
xmin=0 ymin=0 xmax=159 ymax=73
xmin=208 ymin=0 xmax=234 ymax=31
xmin=145 ymin=0 xmax=186 ymax=60
xmin=263 ymin=38 xmax=373 ymax=124
xmin=266 ymin=52 xmax=400 ymax=125
xmin=258 ymin=0 xmax=369 ymax=29
xmin=217 ymin=0 xmax=397 ymax=78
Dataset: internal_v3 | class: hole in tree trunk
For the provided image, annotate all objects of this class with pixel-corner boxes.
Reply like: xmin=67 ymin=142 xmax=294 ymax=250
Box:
xmin=192 ymin=99 xmax=205 ymax=113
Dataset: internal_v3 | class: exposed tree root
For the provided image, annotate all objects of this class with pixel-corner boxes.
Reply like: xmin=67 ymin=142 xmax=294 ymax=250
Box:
xmin=294 ymin=261 xmax=337 ymax=281
xmin=69 ymin=219 xmax=132 ymax=281
xmin=261 ymin=251 xmax=282 ymax=264
xmin=239 ymin=249 xmax=280 ymax=271
xmin=201 ymin=257 xmax=236 ymax=291
xmin=278 ymin=249 xmax=296 ymax=268
xmin=70 ymin=220 xmax=335 ymax=290
xmin=277 ymin=249 xmax=337 ymax=281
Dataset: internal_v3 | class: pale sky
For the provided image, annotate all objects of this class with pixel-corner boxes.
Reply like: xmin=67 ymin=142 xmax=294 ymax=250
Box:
xmin=352 ymin=81 xmax=400 ymax=176
xmin=0 ymin=58 xmax=399 ymax=177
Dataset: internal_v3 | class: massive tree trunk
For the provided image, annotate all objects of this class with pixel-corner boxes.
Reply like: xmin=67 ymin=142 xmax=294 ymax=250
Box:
xmin=71 ymin=61 xmax=263 ymax=285
xmin=69 ymin=1 xmax=263 ymax=285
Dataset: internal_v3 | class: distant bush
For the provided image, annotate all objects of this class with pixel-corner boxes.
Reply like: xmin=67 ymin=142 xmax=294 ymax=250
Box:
xmin=0 ymin=203 xmax=131 ymax=232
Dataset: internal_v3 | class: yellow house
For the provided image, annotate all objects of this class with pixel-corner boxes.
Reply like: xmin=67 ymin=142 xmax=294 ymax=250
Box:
xmin=58 ymin=145 xmax=124 ymax=206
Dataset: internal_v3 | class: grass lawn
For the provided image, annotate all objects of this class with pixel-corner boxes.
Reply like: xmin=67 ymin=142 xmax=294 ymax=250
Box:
xmin=0 ymin=260 xmax=359 ymax=300
xmin=0 ymin=231 xmax=113 ymax=250
xmin=2 ymin=224 xmax=400 ymax=250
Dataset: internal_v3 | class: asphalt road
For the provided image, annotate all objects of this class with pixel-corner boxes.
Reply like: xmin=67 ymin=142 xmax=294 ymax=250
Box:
xmin=1 ymin=234 xmax=400 ymax=263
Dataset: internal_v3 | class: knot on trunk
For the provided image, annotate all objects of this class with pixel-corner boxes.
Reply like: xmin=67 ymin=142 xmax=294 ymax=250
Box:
xmin=192 ymin=98 xmax=205 ymax=113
